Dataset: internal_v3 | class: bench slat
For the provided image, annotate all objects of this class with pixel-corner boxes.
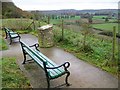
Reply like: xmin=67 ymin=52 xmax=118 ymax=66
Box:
xmin=24 ymin=47 xmax=65 ymax=78
xmin=10 ymin=34 xmax=19 ymax=38
xmin=35 ymin=50 xmax=65 ymax=72
xmin=48 ymin=70 xmax=66 ymax=79
xmin=23 ymin=47 xmax=44 ymax=68
xmin=34 ymin=50 xmax=65 ymax=75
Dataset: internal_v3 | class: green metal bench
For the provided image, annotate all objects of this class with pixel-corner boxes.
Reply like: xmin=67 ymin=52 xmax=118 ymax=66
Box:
xmin=3 ymin=27 xmax=21 ymax=44
xmin=20 ymin=41 xmax=70 ymax=88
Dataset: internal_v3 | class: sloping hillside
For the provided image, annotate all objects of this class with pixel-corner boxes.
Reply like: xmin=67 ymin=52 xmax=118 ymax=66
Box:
xmin=2 ymin=2 xmax=32 ymax=18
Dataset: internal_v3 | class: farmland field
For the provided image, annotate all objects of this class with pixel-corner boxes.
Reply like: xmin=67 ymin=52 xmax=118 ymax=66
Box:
xmin=93 ymin=16 xmax=107 ymax=19
xmin=50 ymin=16 xmax=80 ymax=25
xmin=92 ymin=23 xmax=118 ymax=32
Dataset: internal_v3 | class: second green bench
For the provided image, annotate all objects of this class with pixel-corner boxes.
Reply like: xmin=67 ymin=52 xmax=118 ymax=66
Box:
xmin=3 ymin=27 xmax=21 ymax=44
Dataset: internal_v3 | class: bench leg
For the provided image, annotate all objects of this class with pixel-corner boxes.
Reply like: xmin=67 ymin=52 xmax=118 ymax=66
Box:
xmin=65 ymin=71 xmax=70 ymax=86
xmin=9 ymin=38 xmax=12 ymax=45
xmin=47 ymin=78 xmax=50 ymax=89
xmin=5 ymin=35 xmax=7 ymax=39
xmin=19 ymin=36 xmax=21 ymax=42
xmin=22 ymin=52 xmax=26 ymax=64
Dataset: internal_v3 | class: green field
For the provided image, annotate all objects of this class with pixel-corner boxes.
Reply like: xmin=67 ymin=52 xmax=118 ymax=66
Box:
xmin=93 ymin=16 xmax=116 ymax=19
xmin=91 ymin=16 xmax=117 ymax=23
xmin=50 ymin=16 xmax=80 ymax=24
xmin=92 ymin=23 xmax=118 ymax=32
xmin=93 ymin=16 xmax=107 ymax=19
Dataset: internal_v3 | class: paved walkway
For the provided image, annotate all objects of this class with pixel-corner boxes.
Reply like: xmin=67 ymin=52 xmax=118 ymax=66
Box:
xmin=2 ymin=34 xmax=118 ymax=88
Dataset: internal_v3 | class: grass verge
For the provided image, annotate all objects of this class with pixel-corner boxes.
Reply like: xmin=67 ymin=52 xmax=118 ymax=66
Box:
xmin=1 ymin=57 xmax=31 ymax=88
xmin=0 ymin=37 xmax=8 ymax=51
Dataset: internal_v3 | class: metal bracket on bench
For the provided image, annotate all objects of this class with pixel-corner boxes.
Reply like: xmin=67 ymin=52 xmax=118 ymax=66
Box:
xmin=29 ymin=43 xmax=40 ymax=51
xmin=46 ymin=62 xmax=70 ymax=70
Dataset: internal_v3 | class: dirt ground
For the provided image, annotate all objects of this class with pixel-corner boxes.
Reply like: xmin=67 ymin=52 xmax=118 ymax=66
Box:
xmin=1 ymin=34 xmax=118 ymax=88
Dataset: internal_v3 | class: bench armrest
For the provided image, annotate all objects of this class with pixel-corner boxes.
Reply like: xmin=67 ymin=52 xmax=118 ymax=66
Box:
xmin=46 ymin=62 xmax=70 ymax=71
xmin=29 ymin=43 xmax=39 ymax=51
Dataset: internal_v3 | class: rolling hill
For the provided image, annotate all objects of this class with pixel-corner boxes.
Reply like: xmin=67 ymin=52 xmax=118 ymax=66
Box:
xmin=2 ymin=2 xmax=32 ymax=18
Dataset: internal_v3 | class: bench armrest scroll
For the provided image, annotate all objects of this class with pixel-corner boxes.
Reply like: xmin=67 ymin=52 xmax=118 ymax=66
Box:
xmin=29 ymin=43 xmax=39 ymax=51
xmin=46 ymin=62 xmax=70 ymax=71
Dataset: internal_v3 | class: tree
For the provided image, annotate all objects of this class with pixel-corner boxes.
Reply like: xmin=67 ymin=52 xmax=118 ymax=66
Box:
xmin=88 ymin=16 xmax=93 ymax=24
xmin=105 ymin=17 xmax=109 ymax=22
xmin=48 ymin=16 xmax=50 ymax=24
xmin=33 ymin=11 xmax=41 ymax=20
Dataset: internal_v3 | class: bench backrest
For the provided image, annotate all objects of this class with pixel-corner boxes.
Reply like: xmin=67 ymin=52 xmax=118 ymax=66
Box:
xmin=4 ymin=27 xmax=13 ymax=33
xmin=21 ymin=41 xmax=58 ymax=66
xmin=21 ymin=41 xmax=47 ymax=66
xmin=4 ymin=27 xmax=15 ymax=38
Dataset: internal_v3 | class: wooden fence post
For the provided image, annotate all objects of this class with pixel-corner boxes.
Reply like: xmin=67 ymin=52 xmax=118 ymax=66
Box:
xmin=48 ymin=16 xmax=50 ymax=24
xmin=112 ymin=26 xmax=116 ymax=61
xmin=20 ymin=17 xmax=23 ymax=29
xmin=33 ymin=19 xmax=36 ymax=30
xmin=62 ymin=19 xmax=64 ymax=40
xmin=38 ymin=20 xmax=41 ymax=27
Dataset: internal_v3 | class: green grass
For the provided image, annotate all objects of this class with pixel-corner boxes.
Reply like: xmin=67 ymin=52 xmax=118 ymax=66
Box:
xmin=53 ymin=27 xmax=118 ymax=76
xmin=50 ymin=19 xmax=61 ymax=25
xmin=0 ymin=30 xmax=8 ymax=51
xmin=93 ymin=16 xmax=107 ymax=19
xmin=2 ymin=18 xmax=32 ymax=30
xmin=0 ymin=37 xmax=8 ymax=51
xmin=1 ymin=57 xmax=31 ymax=88
xmin=92 ymin=23 xmax=118 ymax=33
xmin=2 ymin=18 xmax=46 ymax=30
xmin=2 ymin=18 xmax=47 ymax=37
xmin=93 ymin=16 xmax=117 ymax=23
xmin=50 ymin=16 xmax=80 ymax=24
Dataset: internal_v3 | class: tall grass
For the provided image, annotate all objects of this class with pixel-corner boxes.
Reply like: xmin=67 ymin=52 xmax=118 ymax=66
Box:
xmin=0 ymin=30 xmax=8 ymax=51
xmin=0 ymin=37 xmax=8 ymax=50
xmin=2 ymin=18 xmax=46 ymax=30
xmin=53 ymin=26 xmax=118 ymax=76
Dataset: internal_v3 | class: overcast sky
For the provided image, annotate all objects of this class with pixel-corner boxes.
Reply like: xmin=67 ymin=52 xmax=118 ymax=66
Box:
xmin=10 ymin=0 xmax=120 ymax=10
